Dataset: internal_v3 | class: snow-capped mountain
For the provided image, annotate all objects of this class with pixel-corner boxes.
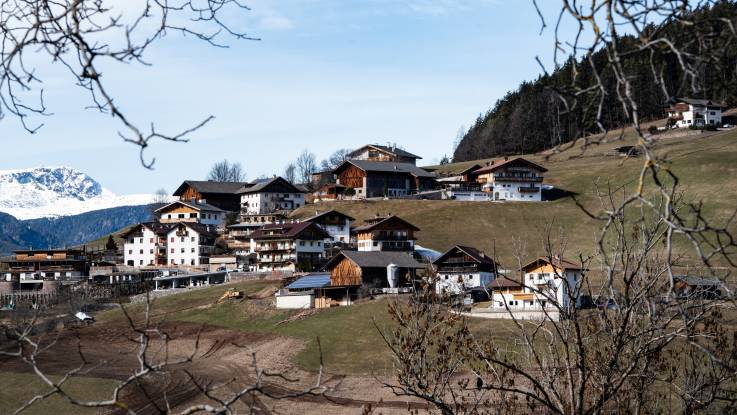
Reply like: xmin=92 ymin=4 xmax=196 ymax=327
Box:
xmin=0 ymin=167 xmax=162 ymax=220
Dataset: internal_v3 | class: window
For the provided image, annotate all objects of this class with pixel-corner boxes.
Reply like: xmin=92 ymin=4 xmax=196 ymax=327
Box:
xmin=171 ymin=237 xmax=175 ymax=242
xmin=170 ymin=248 xmax=174 ymax=253
xmin=191 ymin=248 xmax=195 ymax=253
xmin=178 ymin=213 xmax=185 ymax=219
xmin=140 ymin=238 xmax=144 ymax=243
xmin=190 ymin=213 xmax=197 ymax=218
xmin=299 ymin=241 xmax=305 ymax=246
xmin=181 ymin=248 xmax=185 ymax=253
xmin=149 ymin=249 xmax=153 ymax=254
xmin=139 ymin=249 xmax=143 ymax=254
xmin=150 ymin=238 xmax=154 ymax=243
xmin=181 ymin=237 xmax=185 ymax=242
xmin=309 ymin=241 xmax=314 ymax=246
xmin=128 ymin=250 xmax=132 ymax=254
xmin=139 ymin=260 xmax=143 ymax=265
xmin=191 ymin=237 xmax=196 ymax=242
xmin=180 ymin=259 xmax=185 ymax=264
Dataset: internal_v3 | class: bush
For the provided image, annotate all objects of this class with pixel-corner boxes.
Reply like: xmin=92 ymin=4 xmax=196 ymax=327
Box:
xmin=704 ymin=124 xmax=718 ymax=131
xmin=344 ymin=187 xmax=356 ymax=196
xmin=648 ymin=125 xmax=658 ymax=135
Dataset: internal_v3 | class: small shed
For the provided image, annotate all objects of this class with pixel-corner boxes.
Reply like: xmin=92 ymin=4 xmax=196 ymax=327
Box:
xmin=275 ymin=273 xmax=331 ymax=309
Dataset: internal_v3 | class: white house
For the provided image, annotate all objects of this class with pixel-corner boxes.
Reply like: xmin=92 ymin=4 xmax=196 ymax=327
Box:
xmin=165 ymin=223 xmax=218 ymax=266
xmin=238 ymin=177 xmax=305 ymax=215
xmin=489 ymin=256 xmax=583 ymax=320
xmin=471 ymin=157 xmax=547 ymax=202
xmin=666 ymin=98 xmax=726 ymax=128
xmin=156 ymin=199 xmax=225 ymax=228
xmin=121 ymin=222 xmax=217 ymax=267
xmin=250 ymin=222 xmax=330 ymax=273
xmin=433 ymin=245 xmax=497 ymax=295
xmin=121 ymin=222 xmax=173 ymax=267
xmin=303 ymin=209 xmax=354 ymax=245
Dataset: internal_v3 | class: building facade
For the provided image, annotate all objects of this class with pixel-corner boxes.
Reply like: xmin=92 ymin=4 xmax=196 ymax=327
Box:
xmin=354 ymin=215 xmax=418 ymax=252
xmin=333 ymin=160 xmax=435 ymax=198
xmin=433 ymin=245 xmax=497 ymax=295
xmin=471 ymin=157 xmax=547 ymax=201
xmin=156 ymin=200 xmax=225 ymax=227
xmin=165 ymin=223 xmax=218 ymax=266
xmin=489 ymin=256 xmax=583 ymax=316
xmin=122 ymin=222 xmax=217 ymax=267
xmin=346 ymin=144 xmax=422 ymax=165
xmin=173 ymin=180 xmax=249 ymax=212
xmin=238 ymin=177 xmax=306 ymax=215
xmin=250 ymin=222 xmax=330 ymax=272
xmin=121 ymin=222 xmax=172 ymax=267
xmin=666 ymin=98 xmax=726 ymax=128
xmin=303 ymin=210 xmax=354 ymax=245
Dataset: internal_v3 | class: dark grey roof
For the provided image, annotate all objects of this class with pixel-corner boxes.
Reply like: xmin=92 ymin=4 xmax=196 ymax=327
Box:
xmin=672 ymin=97 xmax=727 ymax=108
xmin=348 ymin=144 xmax=422 ymax=160
xmin=155 ymin=199 xmax=224 ymax=213
xmin=303 ymin=209 xmax=356 ymax=222
xmin=237 ymin=176 xmax=304 ymax=194
xmin=119 ymin=222 xmax=175 ymax=238
xmin=174 ymin=222 xmax=219 ymax=238
xmin=326 ymin=250 xmax=424 ymax=269
xmin=337 ymin=160 xmax=435 ymax=178
xmin=173 ymin=180 xmax=250 ymax=196
xmin=434 ymin=245 xmax=497 ymax=266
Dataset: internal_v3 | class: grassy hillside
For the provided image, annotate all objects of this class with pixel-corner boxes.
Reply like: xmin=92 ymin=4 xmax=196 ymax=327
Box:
xmin=295 ymin=127 xmax=737 ymax=266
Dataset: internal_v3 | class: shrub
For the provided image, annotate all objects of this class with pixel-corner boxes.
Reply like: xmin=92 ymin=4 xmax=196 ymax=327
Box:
xmin=704 ymin=124 xmax=718 ymax=131
xmin=648 ymin=125 xmax=658 ymax=135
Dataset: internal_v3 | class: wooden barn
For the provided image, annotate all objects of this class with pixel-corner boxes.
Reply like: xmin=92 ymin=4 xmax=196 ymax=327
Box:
xmin=173 ymin=180 xmax=249 ymax=212
xmin=333 ymin=159 xmax=435 ymax=198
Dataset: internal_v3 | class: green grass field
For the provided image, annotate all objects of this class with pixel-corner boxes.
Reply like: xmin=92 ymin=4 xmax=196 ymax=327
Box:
xmin=0 ymin=373 xmax=117 ymax=415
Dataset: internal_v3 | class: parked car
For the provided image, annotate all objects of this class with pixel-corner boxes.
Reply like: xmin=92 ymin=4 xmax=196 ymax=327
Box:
xmin=723 ymin=123 xmax=733 ymax=128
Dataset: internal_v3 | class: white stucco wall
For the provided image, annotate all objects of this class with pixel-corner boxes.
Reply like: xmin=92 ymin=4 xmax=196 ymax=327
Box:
xmin=276 ymin=293 xmax=314 ymax=309
xmin=436 ymin=272 xmax=494 ymax=294
xmin=124 ymin=227 xmax=158 ymax=266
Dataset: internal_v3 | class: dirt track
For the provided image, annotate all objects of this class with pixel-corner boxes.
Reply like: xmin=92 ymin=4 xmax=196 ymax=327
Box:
xmin=1 ymin=320 xmax=427 ymax=414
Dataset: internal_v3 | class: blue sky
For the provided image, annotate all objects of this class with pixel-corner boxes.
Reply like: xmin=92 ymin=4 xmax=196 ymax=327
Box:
xmin=0 ymin=0 xmax=571 ymax=194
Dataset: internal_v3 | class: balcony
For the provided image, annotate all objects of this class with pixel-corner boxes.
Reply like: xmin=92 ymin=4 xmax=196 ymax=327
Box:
xmin=379 ymin=241 xmax=413 ymax=251
xmin=493 ymin=174 xmax=543 ymax=182
xmin=518 ymin=186 xmax=541 ymax=193
xmin=438 ymin=266 xmax=480 ymax=273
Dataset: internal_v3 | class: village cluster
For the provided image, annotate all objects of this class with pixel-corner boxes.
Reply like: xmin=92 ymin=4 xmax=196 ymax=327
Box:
xmin=0 ymin=98 xmax=728 ymax=319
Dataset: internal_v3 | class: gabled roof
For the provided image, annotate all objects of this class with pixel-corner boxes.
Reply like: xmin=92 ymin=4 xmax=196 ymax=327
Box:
xmin=250 ymin=221 xmax=330 ymax=240
xmin=119 ymin=222 xmax=174 ymax=238
xmin=324 ymin=250 xmax=424 ymax=270
xmin=333 ymin=160 xmax=435 ymax=178
xmin=433 ymin=245 xmax=497 ymax=266
xmin=303 ymin=209 xmax=355 ymax=223
xmin=669 ymin=97 xmax=727 ymax=108
xmin=472 ymin=157 xmax=548 ymax=175
xmin=170 ymin=222 xmax=219 ymax=238
xmin=155 ymin=199 xmax=225 ymax=213
xmin=347 ymin=144 xmax=422 ymax=160
xmin=521 ymin=256 xmax=583 ymax=272
xmin=238 ymin=176 xmax=304 ymax=194
xmin=353 ymin=215 xmax=420 ymax=233
xmin=173 ymin=180 xmax=250 ymax=196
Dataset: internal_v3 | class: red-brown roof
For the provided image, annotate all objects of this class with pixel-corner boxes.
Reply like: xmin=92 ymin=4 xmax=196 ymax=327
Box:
xmin=250 ymin=221 xmax=330 ymax=240
xmin=488 ymin=277 xmax=524 ymax=289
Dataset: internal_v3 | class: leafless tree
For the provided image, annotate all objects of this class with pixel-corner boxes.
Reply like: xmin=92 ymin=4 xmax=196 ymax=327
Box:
xmin=319 ymin=148 xmax=351 ymax=171
xmin=207 ymin=160 xmax=246 ymax=182
xmin=2 ymin=293 xmax=329 ymax=414
xmin=295 ymin=149 xmax=317 ymax=185
xmin=380 ymin=1 xmax=737 ymax=413
xmin=152 ymin=188 xmax=169 ymax=204
xmin=283 ymin=162 xmax=297 ymax=184
xmin=0 ymin=0 xmax=256 ymax=168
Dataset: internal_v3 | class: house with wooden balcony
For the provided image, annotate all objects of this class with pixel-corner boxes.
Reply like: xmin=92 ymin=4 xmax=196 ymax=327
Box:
xmin=346 ymin=144 xmax=422 ymax=165
xmin=333 ymin=160 xmax=435 ymax=198
xmin=1 ymin=248 xmax=89 ymax=289
xmin=470 ymin=157 xmax=547 ymax=201
xmin=433 ymin=245 xmax=498 ymax=295
xmin=666 ymin=97 xmax=727 ymax=128
xmin=225 ymin=213 xmax=289 ymax=255
xmin=250 ymin=222 xmax=330 ymax=273
xmin=354 ymin=215 xmax=419 ymax=252
xmin=488 ymin=256 xmax=584 ymax=320
xmin=238 ymin=176 xmax=306 ymax=216
xmin=173 ymin=180 xmax=249 ymax=212
xmin=155 ymin=199 xmax=225 ymax=228
xmin=302 ymin=209 xmax=354 ymax=245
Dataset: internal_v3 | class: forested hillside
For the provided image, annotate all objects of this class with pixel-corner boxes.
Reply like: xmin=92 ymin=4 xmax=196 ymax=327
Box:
xmin=453 ymin=2 xmax=737 ymax=161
